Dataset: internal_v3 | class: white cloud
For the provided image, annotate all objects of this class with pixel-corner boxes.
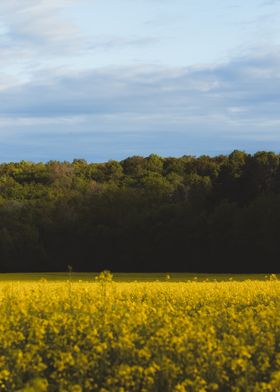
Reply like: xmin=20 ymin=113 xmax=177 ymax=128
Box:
xmin=0 ymin=0 xmax=86 ymax=75
xmin=0 ymin=51 xmax=280 ymax=132
xmin=0 ymin=0 xmax=81 ymax=42
xmin=0 ymin=7 xmax=280 ymax=160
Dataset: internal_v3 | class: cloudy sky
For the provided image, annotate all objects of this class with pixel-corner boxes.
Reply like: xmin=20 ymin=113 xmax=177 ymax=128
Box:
xmin=1 ymin=0 xmax=280 ymax=161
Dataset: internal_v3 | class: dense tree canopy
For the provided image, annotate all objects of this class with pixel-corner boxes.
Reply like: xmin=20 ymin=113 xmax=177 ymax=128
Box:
xmin=0 ymin=151 xmax=279 ymax=272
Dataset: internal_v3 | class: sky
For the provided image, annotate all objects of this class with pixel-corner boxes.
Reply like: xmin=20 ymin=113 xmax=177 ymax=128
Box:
xmin=0 ymin=0 xmax=280 ymax=162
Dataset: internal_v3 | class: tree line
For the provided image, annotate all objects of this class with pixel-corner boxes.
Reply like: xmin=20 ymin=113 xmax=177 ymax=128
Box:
xmin=0 ymin=151 xmax=279 ymax=273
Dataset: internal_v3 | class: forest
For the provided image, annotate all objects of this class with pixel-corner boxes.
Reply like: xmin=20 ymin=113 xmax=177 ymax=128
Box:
xmin=0 ymin=150 xmax=279 ymax=273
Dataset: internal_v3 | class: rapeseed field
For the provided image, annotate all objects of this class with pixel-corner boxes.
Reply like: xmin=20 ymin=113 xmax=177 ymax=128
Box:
xmin=0 ymin=273 xmax=280 ymax=391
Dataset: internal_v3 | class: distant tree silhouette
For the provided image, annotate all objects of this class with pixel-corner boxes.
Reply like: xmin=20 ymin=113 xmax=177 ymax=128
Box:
xmin=0 ymin=151 xmax=279 ymax=272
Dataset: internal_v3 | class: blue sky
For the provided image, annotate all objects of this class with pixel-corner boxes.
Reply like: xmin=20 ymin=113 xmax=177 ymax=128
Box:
xmin=0 ymin=0 xmax=280 ymax=161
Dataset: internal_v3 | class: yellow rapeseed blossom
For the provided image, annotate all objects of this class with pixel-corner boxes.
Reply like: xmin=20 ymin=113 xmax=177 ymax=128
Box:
xmin=0 ymin=277 xmax=279 ymax=391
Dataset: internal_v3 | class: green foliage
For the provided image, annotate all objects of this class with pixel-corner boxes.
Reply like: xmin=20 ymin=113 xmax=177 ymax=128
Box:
xmin=0 ymin=151 xmax=279 ymax=272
